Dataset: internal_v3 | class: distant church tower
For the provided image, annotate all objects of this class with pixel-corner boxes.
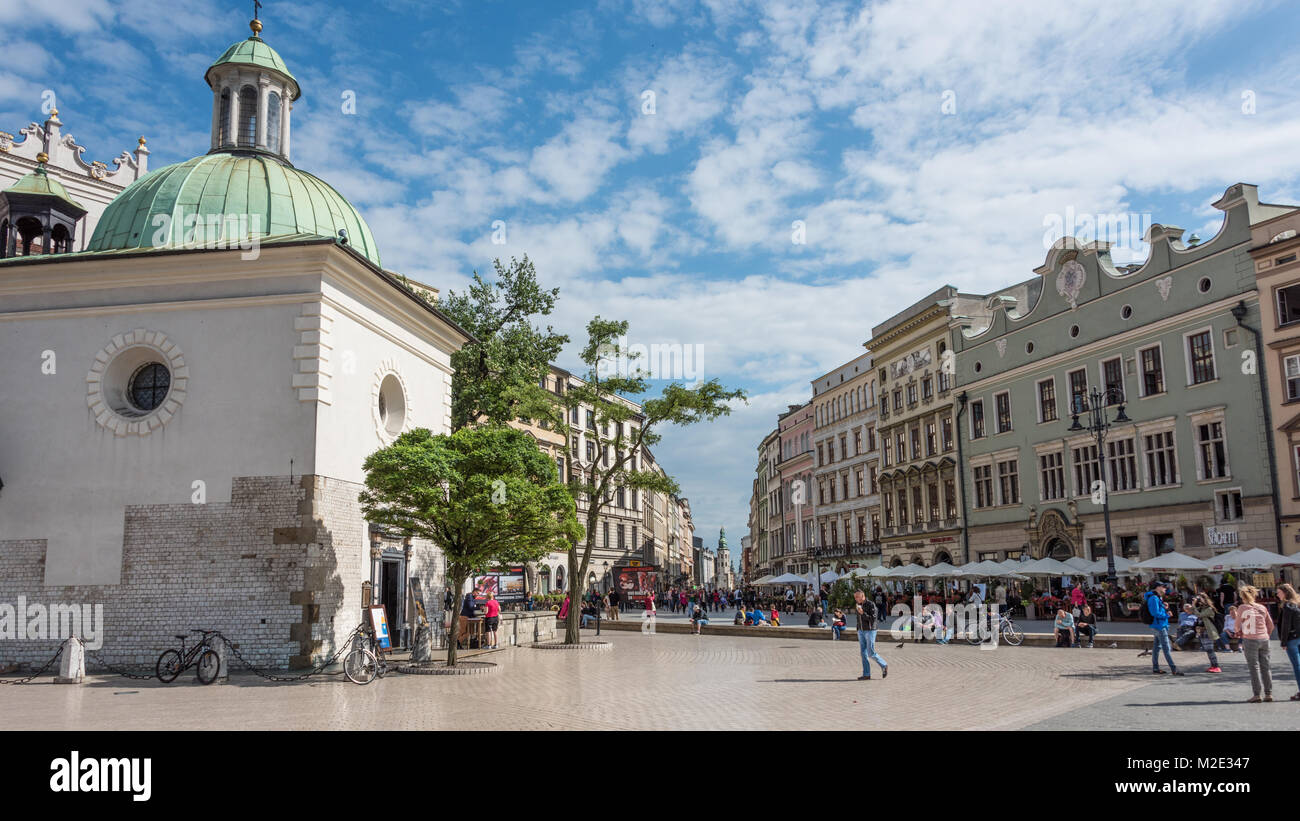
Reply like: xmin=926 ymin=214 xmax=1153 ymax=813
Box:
xmin=715 ymin=526 xmax=733 ymax=589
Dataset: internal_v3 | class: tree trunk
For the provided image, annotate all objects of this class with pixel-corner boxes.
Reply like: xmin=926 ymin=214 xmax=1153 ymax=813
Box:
xmin=564 ymin=541 xmax=581 ymax=644
xmin=446 ymin=571 xmax=467 ymax=667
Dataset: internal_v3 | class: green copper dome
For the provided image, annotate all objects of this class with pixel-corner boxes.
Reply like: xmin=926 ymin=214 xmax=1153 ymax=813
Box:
xmin=87 ymin=152 xmax=381 ymax=266
xmin=206 ymin=36 xmax=300 ymax=99
xmin=4 ymin=165 xmax=86 ymax=213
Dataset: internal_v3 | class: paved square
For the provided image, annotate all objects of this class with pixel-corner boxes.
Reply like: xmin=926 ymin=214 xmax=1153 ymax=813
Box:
xmin=2 ymin=632 xmax=1296 ymax=730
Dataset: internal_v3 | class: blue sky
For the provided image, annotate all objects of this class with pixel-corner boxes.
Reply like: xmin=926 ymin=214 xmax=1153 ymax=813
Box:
xmin=6 ymin=0 xmax=1300 ymax=571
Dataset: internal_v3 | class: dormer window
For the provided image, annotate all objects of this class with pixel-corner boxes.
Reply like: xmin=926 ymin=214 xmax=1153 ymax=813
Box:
xmin=218 ymin=90 xmax=231 ymax=146
xmin=266 ymin=92 xmax=282 ymax=153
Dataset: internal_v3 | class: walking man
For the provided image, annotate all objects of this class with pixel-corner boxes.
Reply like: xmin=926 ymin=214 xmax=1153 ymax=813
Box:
xmin=1145 ymin=580 xmax=1184 ymax=676
xmin=853 ymin=589 xmax=888 ymax=681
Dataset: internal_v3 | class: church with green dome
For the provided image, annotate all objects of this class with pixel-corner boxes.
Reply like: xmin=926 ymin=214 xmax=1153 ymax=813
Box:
xmin=0 ymin=16 xmax=470 ymax=671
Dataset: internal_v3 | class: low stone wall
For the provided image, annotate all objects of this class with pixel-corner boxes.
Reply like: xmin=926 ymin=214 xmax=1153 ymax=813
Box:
xmin=489 ymin=612 xmax=559 ymax=647
xmin=594 ymin=618 xmax=1156 ymax=649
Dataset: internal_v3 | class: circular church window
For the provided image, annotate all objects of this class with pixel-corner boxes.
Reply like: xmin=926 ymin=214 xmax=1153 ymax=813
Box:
xmin=128 ymin=362 xmax=171 ymax=412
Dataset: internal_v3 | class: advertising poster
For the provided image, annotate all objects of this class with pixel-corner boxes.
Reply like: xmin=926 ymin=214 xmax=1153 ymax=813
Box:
xmin=473 ymin=565 xmax=528 ymax=604
xmin=614 ymin=565 xmax=658 ymax=601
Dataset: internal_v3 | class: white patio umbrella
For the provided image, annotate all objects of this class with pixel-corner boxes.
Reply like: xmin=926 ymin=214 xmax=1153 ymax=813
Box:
xmin=751 ymin=574 xmax=777 ymax=586
xmin=807 ymin=569 xmax=841 ymax=585
xmin=959 ymin=559 xmax=1010 ymax=577
xmin=1210 ymin=547 xmax=1300 ymax=570
xmin=769 ymin=572 xmax=807 ymax=585
xmin=1063 ymin=556 xmax=1094 ymax=571
xmin=1203 ymin=550 xmax=1243 ymax=572
xmin=1017 ymin=556 xmax=1077 ymax=576
xmin=1082 ymin=556 xmax=1136 ymax=576
xmin=913 ymin=561 xmax=959 ymax=578
xmin=862 ymin=565 xmax=894 ymax=579
xmin=1131 ymin=552 xmax=1210 ymax=572
xmin=885 ymin=563 xmax=925 ymax=578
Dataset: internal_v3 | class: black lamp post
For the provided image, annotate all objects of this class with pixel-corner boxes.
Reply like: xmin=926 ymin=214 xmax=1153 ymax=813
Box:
xmin=1067 ymin=386 xmax=1129 ymax=586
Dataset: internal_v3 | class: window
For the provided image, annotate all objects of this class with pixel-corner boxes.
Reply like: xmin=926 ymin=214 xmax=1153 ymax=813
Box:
xmin=895 ymin=432 xmax=905 ymax=464
xmin=839 ymin=434 xmax=847 ymax=459
xmin=997 ymin=459 xmax=1020 ymax=505
xmin=909 ymin=427 xmax=921 ymax=460
xmin=971 ymin=400 xmax=985 ymax=438
xmin=855 ymin=468 xmax=864 ymax=497
xmin=1120 ymin=535 xmax=1139 ymax=559
xmin=1039 ymin=451 xmax=1065 ymax=501
xmin=617 ymin=524 xmax=626 ymax=550
xmin=1286 ymin=355 xmax=1300 ymax=401
xmin=128 ymin=362 xmax=171 ymax=412
xmin=1143 ymin=430 xmax=1178 ymax=487
xmin=907 ymin=384 xmax=918 ymax=406
xmin=1183 ymin=525 xmax=1205 ymax=549
xmin=857 ymin=516 xmax=867 ymax=543
xmin=937 ymin=342 xmax=951 ymax=392
xmin=922 ymin=376 xmax=933 ymax=401
xmin=911 ymin=486 xmax=923 ymax=524
xmin=882 ymin=437 xmax=891 ymax=466
xmin=893 ymin=390 xmax=903 ymax=412
xmin=1106 ymin=438 xmax=1138 ymax=492
xmin=944 ymin=479 xmax=957 ymax=518
xmin=1216 ymin=489 xmax=1243 ymax=522
xmin=817 ymin=444 xmax=824 ymax=466
xmin=941 ymin=418 xmax=953 ymax=451
xmin=854 ymin=430 xmax=862 ymax=455
xmin=603 ymin=521 xmax=610 ymax=549
xmin=995 ymin=392 xmax=1012 ymax=433
xmin=1277 ymin=282 xmax=1300 ymax=326
xmin=883 ymin=495 xmax=894 ymax=528
xmin=871 ymin=513 xmax=880 ymax=537
xmin=867 ymin=426 xmax=876 ymax=451
xmin=1139 ymin=346 xmax=1164 ymax=396
xmin=1197 ymin=420 xmax=1228 ymax=479
xmin=218 ymin=89 xmax=231 ymax=145
xmin=1038 ymin=379 xmax=1057 ymax=423
xmin=925 ymin=422 xmax=937 ymax=456
xmin=841 ymin=473 xmax=849 ymax=499
xmin=1102 ymin=357 xmax=1124 ymax=402
xmin=1069 ymin=369 xmax=1088 ymax=414
xmin=1152 ymin=533 xmax=1175 ymax=554
xmin=896 ymin=490 xmax=909 ymax=524
xmin=928 ymin=482 xmax=940 ymax=519
xmin=1187 ymin=330 xmax=1216 ymax=385
xmin=237 ymin=85 xmax=258 ymax=147
xmin=266 ymin=91 xmax=282 ymax=153
xmin=973 ymin=465 xmax=994 ymax=509
xmin=1072 ymin=443 xmax=1101 ymax=497
xmin=830 ymin=520 xmax=839 ymax=546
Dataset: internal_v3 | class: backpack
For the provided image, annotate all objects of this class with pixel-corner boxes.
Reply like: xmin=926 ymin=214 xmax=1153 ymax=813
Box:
xmin=1140 ymin=593 xmax=1156 ymax=626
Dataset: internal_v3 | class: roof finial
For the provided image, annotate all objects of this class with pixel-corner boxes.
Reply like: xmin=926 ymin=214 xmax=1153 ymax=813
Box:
xmin=250 ymin=0 xmax=263 ymax=37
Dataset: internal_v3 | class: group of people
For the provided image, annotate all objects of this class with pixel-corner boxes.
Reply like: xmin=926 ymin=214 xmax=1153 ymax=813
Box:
xmin=1143 ymin=579 xmax=1300 ymax=702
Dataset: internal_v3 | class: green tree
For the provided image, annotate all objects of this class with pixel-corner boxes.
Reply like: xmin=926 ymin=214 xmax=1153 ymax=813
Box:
xmin=552 ymin=318 xmax=747 ymax=644
xmin=438 ymin=256 xmax=568 ymax=432
xmin=360 ymin=426 xmax=582 ymax=665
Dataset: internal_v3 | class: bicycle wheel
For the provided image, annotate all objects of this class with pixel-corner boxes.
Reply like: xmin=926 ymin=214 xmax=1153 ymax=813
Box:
xmin=195 ymin=649 xmax=220 ymax=685
xmin=965 ymin=625 xmax=985 ymax=645
xmin=156 ymin=649 xmax=183 ymax=683
xmin=1002 ymin=622 xmax=1024 ymax=646
xmin=343 ymin=648 xmax=378 ymax=685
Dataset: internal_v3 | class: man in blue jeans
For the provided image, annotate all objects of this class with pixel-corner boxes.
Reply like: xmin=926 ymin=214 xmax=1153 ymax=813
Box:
xmin=853 ymin=590 xmax=888 ymax=681
xmin=1145 ymin=580 xmax=1184 ymax=676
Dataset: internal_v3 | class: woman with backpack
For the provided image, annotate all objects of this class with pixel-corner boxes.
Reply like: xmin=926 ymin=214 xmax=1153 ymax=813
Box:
xmin=1276 ymin=583 xmax=1300 ymax=701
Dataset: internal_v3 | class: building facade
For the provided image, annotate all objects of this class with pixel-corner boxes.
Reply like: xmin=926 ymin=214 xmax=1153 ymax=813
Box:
xmin=957 ymin=183 xmax=1287 ymax=565
xmin=868 ymin=288 xmax=968 ymax=566
xmin=809 ymin=351 xmax=882 ymax=573
xmin=773 ymin=402 xmax=815 ymax=575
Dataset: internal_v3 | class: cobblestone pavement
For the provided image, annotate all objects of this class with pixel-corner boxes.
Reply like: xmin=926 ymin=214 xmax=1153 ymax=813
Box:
xmin=2 ymin=632 xmax=1294 ymax=730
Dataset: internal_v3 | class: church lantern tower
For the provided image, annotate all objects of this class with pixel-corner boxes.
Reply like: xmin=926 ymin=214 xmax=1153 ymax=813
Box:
xmin=0 ymin=152 xmax=88 ymax=258
xmin=204 ymin=14 xmax=301 ymax=162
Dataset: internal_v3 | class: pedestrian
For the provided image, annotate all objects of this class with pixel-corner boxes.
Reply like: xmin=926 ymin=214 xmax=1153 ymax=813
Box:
xmin=607 ymin=587 xmax=619 ymax=621
xmin=1237 ymin=585 xmax=1275 ymax=703
xmin=1276 ymin=583 xmax=1300 ymax=701
xmin=459 ymin=589 xmax=478 ymax=648
xmin=483 ymin=591 xmax=501 ymax=649
xmin=1144 ymin=580 xmax=1184 ymax=676
xmin=785 ymin=586 xmax=795 ymax=614
xmin=831 ymin=608 xmax=847 ymax=640
xmin=1191 ymin=593 xmax=1223 ymax=673
xmin=852 ymin=589 xmax=887 ymax=681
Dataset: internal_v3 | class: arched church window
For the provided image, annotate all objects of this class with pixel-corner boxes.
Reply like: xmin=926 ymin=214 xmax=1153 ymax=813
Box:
xmin=237 ymin=86 xmax=258 ymax=148
xmin=218 ymin=89 xmax=231 ymax=145
xmin=266 ymin=92 xmax=281 ymax=153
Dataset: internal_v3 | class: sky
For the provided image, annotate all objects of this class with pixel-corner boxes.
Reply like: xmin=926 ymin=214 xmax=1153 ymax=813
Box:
xmin=6 ymin=0 xmax=1300 ymax=573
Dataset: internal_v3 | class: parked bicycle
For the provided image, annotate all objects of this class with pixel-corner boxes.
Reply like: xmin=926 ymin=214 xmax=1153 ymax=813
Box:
xmin=965 ymin=610 xmax=1024 ymax=646
xmin=156 ymin=629 xmax=221 ymax=684
xmin=343 ymin=623 xmax=390 ymax=685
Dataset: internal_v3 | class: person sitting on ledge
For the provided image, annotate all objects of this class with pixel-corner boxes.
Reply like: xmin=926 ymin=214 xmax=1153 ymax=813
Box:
xmin=735 ymin=606 xmax=747 ymax=625
xmin=690 ymin=604 xmax=709 ymax=635
xmin=770 ymin=607 xmax=782 ymax=627
xmin=1054 ymin=606 xmax=1075 ymax=648
xmin=581 ymin=603 xmax=599 ymax=628
xmin=750 ymin=607 xmax=769 ymax=626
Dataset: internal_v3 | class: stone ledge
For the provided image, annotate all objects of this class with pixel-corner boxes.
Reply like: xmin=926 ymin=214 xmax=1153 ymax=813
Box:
xmin=397 ymin=661 xmax=498 ymax=675
xmin=529 ymin=641 xmax=612 ymax=651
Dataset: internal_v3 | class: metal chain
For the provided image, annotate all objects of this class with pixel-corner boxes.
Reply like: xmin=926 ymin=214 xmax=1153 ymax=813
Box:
xmin=219 ymin=626 xmax=369 ymax=682
xmin=0 ymin=644 xmax=63 ymax=685
xmin=85 ymin=649 xmax=158 ymax=681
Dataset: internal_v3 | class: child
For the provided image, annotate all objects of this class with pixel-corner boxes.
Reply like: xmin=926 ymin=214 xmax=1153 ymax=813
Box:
xmin=769 ymin=607 xmax=781 ymax=627
xmin=1224 ymin=605 xmax=1242 ymax=653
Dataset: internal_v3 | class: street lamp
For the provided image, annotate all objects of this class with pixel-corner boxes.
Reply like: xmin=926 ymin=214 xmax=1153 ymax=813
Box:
xmin=1067 ymin=386 xmax=1129 ymax=586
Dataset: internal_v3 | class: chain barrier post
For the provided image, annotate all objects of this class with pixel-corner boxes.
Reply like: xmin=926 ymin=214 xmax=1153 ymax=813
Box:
xmin=54 ymin=637 xmax=84 ymax=684
xmin=210 ymin=632 xmax=231 ymax=682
